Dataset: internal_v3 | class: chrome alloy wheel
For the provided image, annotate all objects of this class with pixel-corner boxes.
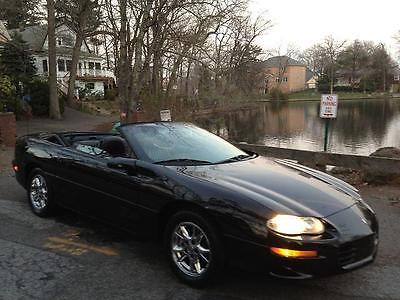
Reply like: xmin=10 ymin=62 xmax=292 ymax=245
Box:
xmin=171 ymin=222 xmax=212 ymax=277
xmin=29 ymin=174 xmax=48 ymax=210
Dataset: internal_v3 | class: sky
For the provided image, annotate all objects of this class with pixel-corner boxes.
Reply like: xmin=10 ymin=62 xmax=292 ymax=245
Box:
xmin=249 ymin=0 xmax=400 ymax=58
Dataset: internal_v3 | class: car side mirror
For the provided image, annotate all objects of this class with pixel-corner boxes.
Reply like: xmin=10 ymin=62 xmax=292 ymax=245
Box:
xmin=107 ymin=157 xmax=137 ymax=174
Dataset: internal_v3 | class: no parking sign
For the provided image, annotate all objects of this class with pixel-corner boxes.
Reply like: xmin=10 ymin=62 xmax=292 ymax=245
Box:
xmin=320 ymin=94 xmax=338 ymax=119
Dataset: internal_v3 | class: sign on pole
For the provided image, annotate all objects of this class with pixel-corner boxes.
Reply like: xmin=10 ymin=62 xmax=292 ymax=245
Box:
xmin=160 ymin=110 xmax=172 ymax=121
xmin=320 ymin=94 xmax=338 ymax=119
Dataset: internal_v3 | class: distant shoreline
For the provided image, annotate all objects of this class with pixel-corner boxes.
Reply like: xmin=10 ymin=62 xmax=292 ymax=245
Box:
xmin=256 ymin=94 xmax=400 ymax=103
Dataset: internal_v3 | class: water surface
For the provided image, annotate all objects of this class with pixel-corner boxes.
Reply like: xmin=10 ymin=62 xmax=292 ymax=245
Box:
xmin=194 ymin=99 xmax=400 ymax=155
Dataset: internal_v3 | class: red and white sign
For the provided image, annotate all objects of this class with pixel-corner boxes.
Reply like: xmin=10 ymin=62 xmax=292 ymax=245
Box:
xmin=320 ymin=94 xmax=338 ymax=118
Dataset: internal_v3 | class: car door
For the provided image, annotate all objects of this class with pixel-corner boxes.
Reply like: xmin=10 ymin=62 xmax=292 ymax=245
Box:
xmin=92 ymin=159 xmax=160 ymax=232
xmin=52 ymin=145 xmax=114 ymax=218
xmin=54 ymin=142 xmax=157 ymax=232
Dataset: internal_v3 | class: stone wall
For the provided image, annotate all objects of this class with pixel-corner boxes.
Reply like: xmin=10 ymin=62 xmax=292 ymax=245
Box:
xmin=0 ymin=113 xmax=16 ymax=147
xmin=233 ymin=142 xmax=400 ymax=177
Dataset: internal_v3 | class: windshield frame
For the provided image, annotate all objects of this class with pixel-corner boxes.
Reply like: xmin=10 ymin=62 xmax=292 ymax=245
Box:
xmin=118 ymin=122 xmax=256 ymax=166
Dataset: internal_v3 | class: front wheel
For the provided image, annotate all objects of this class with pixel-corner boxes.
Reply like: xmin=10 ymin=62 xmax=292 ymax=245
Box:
xmin=27 ymin=169 xmax=57 ymax=217
xmin=164 ymin=211 xmax=224 ymax=287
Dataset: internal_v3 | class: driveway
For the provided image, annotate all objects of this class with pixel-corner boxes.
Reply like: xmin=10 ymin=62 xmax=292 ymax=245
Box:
xmin=17 ymin=107 xmax=115 ymax=137
xmin=0 ymin=169 xmax=399 ymax=300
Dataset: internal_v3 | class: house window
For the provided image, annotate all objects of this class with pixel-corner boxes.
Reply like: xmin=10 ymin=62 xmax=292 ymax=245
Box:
xmin=95 ymin=62 xmax=101 ymax=70
xmin=88 ymin=62 xmax=94 ymax=70
xmin=395 ymin=75 xmax=400 ymax=81
xmin=42 ymin=59 xmax=48 ymax=73
xmin=66 ymin=60 xmax=72 ymax=72
xmin=57 ymin=59 xmax=65 ymax=72
xmin=57 ymin=38 xmax=62 ymax=46
xmin=283 ymin=77 xmax=288 ymax=82
xmin=62 ymin=35 xmax=73 ymax=47
xmin=85 ymin=82 xmax=95 ymax=90
xmin=275 ymin=78 xmax=280 ymax=82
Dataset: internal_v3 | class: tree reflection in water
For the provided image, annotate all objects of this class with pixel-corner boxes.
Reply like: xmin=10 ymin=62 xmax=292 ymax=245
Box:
xmin=193 ymin=99 xmax=400 ymax=155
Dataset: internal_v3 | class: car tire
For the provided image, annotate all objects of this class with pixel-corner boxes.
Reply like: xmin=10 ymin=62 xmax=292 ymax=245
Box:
xmin=27 ymin=168 xmax=57 ymax=217
xmin=164 ymin=210 xmax=224 ymax=287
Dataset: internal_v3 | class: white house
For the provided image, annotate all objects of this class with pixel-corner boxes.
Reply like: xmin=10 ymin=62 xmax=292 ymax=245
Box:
xmin=0 ymin=21 xmax=10 ymax=43
xmin=9 ymin=24 xmax=114 ymax=98
xmin=305 ymin=69 xmax=318 ymax=90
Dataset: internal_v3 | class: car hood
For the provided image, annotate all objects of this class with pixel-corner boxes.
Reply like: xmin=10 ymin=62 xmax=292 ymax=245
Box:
xmin=171 ymin=156 xmax=360 ymax=217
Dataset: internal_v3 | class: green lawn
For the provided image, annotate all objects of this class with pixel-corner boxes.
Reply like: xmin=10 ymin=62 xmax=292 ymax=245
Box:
xmin=288 ymin=90 xmax=386 ymax=100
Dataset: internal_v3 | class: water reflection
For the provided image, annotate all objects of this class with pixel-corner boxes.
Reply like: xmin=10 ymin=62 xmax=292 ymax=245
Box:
xmin=194 ymin=99 xmax=400 ymax=155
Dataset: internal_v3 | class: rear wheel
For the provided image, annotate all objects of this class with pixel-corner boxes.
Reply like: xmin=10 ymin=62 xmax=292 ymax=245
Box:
xmin=27 ymin=169 xmax=56 ymax=217
xmin=164 ymin=210 xmax=224 ymax=287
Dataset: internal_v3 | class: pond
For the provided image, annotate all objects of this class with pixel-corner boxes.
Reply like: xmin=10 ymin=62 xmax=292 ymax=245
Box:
xmin=193 ymin=99 xmax=400 ymax=156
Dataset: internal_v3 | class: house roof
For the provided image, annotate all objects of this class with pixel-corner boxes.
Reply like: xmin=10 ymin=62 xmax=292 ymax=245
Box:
xmin=46 ymin=46 xmax=102 ymax=59
xmin=0 ymin=20 xmax=11 ymax=42
xmin=306 ymin=69 xmax=314 ymax=82
xmin=8 ymin=24 xmax=102 ymax=59
xmin=263 ymin=56 xmax=305 ymax=68
xmin=9 ymin=25 xmax=47 ymax=51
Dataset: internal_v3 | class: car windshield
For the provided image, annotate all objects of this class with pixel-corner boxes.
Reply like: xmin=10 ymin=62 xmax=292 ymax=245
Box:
xmin=120 ymin=123 xmax=251 ymax=165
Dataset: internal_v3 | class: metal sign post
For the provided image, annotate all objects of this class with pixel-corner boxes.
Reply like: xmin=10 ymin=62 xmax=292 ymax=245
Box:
xmin=320 ymin=94 xmax=338 ymax=152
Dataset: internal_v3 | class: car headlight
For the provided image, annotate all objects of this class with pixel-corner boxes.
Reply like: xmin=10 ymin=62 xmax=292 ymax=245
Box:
xmin=267 ymin=215 xmax=325 ymax=235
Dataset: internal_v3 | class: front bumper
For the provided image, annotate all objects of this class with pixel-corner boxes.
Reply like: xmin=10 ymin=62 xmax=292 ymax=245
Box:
xmin=225 ymin=203 xmax=378 ymax=278
xmin=267 ymin=233 xmax=378 ymax=279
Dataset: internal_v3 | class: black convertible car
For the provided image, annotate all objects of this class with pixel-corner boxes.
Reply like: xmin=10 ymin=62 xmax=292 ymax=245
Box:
xmin=13 ymin=122 xmax=378 ymax=286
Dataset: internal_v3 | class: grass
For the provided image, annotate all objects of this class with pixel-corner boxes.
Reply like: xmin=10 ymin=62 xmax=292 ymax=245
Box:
xmin=287 ymin=89 xmax=390 ymax=101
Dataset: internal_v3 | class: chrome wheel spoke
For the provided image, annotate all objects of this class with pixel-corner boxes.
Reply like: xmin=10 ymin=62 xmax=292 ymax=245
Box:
xmin=172 ymin=245 xmax=185 ymax=252
xmin=192 ymin=228 xmax=204 ymax=245
xmin=194 ymin=259 xmax=202 ymax=274
xmin=177 ymin=253 xmax=188 ymax=262
xmin=174 ymin=231 xmax=186 ymax=241
xmin=197 ymin=244 xmax=210 ymax=253
xmin=198 ymin=252 xmax=209 ymax=264
xmin=180 ymin=225 xmax=191 ymax=240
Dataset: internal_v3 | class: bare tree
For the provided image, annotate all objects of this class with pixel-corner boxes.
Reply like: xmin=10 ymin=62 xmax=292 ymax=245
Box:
xmin=395 ymin=31 xmax=400 ymax=60
xmin=47 ymin=0 xmax=61 ymax=119
xmin=317 ymin=36 xmax=346 ymax=94
xmin=299 ymin=45 xmax=329 ymax=76
xmin=56 ymin=0 xmax=103 ymax=106
xmin=99 ymin=0 xmax=270 ymax=114
xmin=338 ymin=40 xmax=370 ymax=91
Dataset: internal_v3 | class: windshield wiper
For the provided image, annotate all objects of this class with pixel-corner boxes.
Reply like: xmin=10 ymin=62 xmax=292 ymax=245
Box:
xmin=154 ymin=158 xmax=213 ymax=165
xmin=217 ymin=154 xmax=253 ymax=164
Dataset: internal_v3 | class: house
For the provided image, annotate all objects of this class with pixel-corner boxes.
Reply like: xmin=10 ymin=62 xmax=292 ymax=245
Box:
xmin=262 ymin=56 xmax=307 ymax=93
xmin=9 ymin=24 xmax=114 ymax=97
xmin=305 ymin=69 xmax=318 ymax=89
xmin=391 ymin=66 xmax=400 ymax=93
xmin=0 ymin=20 xmax=10 ymax=43
xmin=394 ymin=68 xmax=400 ymax=82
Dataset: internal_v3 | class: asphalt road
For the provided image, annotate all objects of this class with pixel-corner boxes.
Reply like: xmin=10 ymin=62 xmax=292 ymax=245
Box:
xmin=1 ymin=170 xmax=400 ymax=300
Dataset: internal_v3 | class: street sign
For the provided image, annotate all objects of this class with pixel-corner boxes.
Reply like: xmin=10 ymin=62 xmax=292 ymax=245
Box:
xmin=320 ymin=94 xmax=338 ymax=119
xmin=160 ymin=110 xmax=172 ymax=121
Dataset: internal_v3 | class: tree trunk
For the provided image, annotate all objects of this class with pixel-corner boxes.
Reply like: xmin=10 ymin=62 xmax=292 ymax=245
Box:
xmin=47 ymin=0 xmax=61 ymax=119
xmin=118 ymin=0 xmax=130 ymax=121
xmin=104 ymin=33 xmax=110 ymax=69
xmin=67 ymin=2 xmax=90 ymax=106
xmin=67 ymin=33 xmax=85 ymax=105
